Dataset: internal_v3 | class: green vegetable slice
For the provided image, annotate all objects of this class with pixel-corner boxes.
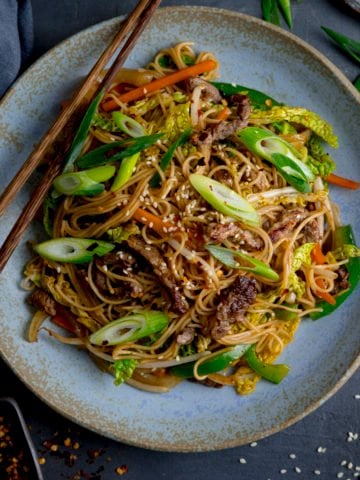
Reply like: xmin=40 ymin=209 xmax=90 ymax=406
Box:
xmin=310 ymin=225 xmax=360 ymax=320
xmin=212 ymin=81 xmax=280 ymax=110
xmin=322 ymin=26 xmax=360 ymax=64
xmin=53 ymin=165 xmax=115 ymax=196
xmin=189 ymin=174 xmax=260 ymax=227
xmin=111 ymin=152 xmax=140 ymax=191
xmin=206 ymin=244 xmax=279 ymax=281
xmin=63 ymin=90 xmax=104 ymax=173
xmin=34 ymin=237 xmax=114 ymax=264
xmin=112 ymin=359 xmax=139 ymax=386
xmin=112 ymin=112 xmax=145 ymax=137
xmin=89 ymin=311 xmax=168 ymax=346
xmin=149 ymin=128 xmax=192 ymax=188
xmin=245 ymin=345 xmax=290 ymax=383
xmin=76 ymin=133 xmax=162 ymax=169
xmin=171 ymin=344 xmax=251 ymax=378
xmin=238 ymin=127 xmax=314 ymax=193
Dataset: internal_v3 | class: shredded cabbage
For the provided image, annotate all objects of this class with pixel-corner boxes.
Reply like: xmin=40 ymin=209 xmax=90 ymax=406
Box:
xmin=250 ymin=106 xmax=338 ymax=148
xmin=288 ymin=243 xmax=315 ymax=297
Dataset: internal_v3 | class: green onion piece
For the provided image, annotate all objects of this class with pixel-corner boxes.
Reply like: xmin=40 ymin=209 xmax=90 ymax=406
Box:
xmin=354 ymin=75 xmax=360 ymax=92
xmin=238 ymin=127 xmax=314 ymax=192
xmin=277 ymin=0 xmax=292 ymax=29
xmin=262 ymin=0 xmax=280 ymax=25
xmin=171 ymin=344 xmax=251 ymax=378
xmin=189 ymin=174 xmax=260 ymax=227
xmin=53 ymin=165 xmax=115 ymax=196
xmin=76 ymin=133 xmax=162 ymax=169
xmin=63 ymin=90 xmax=104 ymax=173
xmin=112 ymin=112 xmax=145 ymax=137
xmin=34 ymin=237 xmax=114 ymax=264
xmin=274 ymin=303 xmax=299 ymax=320
xmin=322 ymin=27 xmax=360 ymax=64
xmin=206 ymin=244 xmax=279 ymax=281
xmin=89 ymin=311 xmax=168 ymax=346
xmin=149 ymin=128 xmax=192 ymax=188
xmin=111 ymin=152 xmax=140 ymax=191
xmin=245 ymin=344 xmax=290 ymax=383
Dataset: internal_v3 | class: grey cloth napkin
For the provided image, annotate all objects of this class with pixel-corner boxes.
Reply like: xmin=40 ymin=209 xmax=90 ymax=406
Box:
xmin=0 ymin=0 xmax=33 ymax=98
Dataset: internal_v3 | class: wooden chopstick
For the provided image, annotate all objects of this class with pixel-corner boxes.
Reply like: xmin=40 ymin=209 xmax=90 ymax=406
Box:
xmin=0 ymin=0 xmax=161 ymax=273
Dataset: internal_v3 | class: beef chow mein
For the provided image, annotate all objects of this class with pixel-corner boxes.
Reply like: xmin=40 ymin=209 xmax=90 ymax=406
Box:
xmin=23 ymin=42 xmax=359 ymax=394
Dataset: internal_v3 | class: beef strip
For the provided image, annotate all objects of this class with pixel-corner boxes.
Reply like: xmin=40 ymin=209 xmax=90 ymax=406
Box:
xmin=27 ymin=289 xmax=56 ymax=316
xmin=189 ymin=77 xmax=222 ymax=103
xmin=190 ymin=93 xmax=251 ymax=147
xmin=94 ymin=250 xmax=143 ymax=297
xmin=267 ymin=207 xmax=308 ymax=243
xmin=176 ymin=327 xmax=195 ymax=345
xmin=302 ymin=218 xmax=322 ymax=243
xmin=212 ymin=276 xmax=257 ymax=340
xmin=331 ymin=265 xmax=350 ymax=295
xmin=27 ymin=289 xmax=87 ymax=336
xmin=127 ymin=236 xmax=189 ymax=314
xmin=204 ymin=222 xmax=263 ymax=251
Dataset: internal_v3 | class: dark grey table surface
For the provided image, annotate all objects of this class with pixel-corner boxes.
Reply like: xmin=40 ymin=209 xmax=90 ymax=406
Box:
xmin=1 ymin=1 xmax=360 ymax=479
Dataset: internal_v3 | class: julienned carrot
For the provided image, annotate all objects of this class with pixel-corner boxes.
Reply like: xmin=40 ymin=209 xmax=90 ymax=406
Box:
xmin=326 ymin=173 xmax=360 ymax=190
xmin=215 ymin=107 xmax=231 ymax=122
xmin=132 ymin=207 xmax=178 ymax=236
xmin=314 ymin=278 xmax=336 ymax=305
xmin=102 ymin=59 xmax=217 ymax=111
xmin=311 ymin=243 xmax=326 ymax=265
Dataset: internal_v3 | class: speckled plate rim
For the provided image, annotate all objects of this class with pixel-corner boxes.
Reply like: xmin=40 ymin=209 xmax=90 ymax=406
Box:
xmin=0 ymin=6 xmax=359 ymax=452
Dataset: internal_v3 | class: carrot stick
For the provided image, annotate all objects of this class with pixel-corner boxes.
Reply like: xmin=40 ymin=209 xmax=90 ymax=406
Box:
xmin=132 ymin=207 xmax=178 ymax=236
xmin=102 ymin=59 xmax=217 ymax=111
xmin=311 ymin=243 xmax=326 ymax=265
xmin=326 ymin=173 xmax=360 ymax=190
xmin=215 ymin=107 xmax=231 ymax=121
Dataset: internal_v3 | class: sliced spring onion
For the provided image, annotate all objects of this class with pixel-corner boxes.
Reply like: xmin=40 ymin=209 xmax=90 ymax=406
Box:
xmin=322 ymin=26 xmax=360 ymax=64
xmin=34 ymin=237 xmax=114 ymax=264
xmin=89 ymin=311 xmax=168 ymax=346
xmin=149 ymin=128 xmax=192 ymax=188
xmin=238 ymin=127 xmax=314 ymax=193
xmin=245 ymin=344 xmax=290 ymax=384
xmin=111 ymin=152 xmax=140 ymax=191
xmin=76 ymin=133 xmax=162 ymax=169
xmin=112 ymin=111 xmax=145 ymax=137
xmin=53 ymin=165 xmax=115 ymax=196
xmin=63 ymin=90 xmax=104 ymax=173
xmin=171 ymin=344 xmax=251 ymax=378
xmin=189 ymin=174 xmax=260 ymax=227
xmin=206 ymin=244 xmax=279 ymax=281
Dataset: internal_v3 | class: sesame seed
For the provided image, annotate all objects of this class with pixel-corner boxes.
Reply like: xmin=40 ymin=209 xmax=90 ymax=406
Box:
xmin=239 ymin=458 xmax=247 ymax=464
xmin=294 ymin=466 xmax=301 ymax=474
xmin=341 ymin=461 xmax=347 ymax=467
xmin=314 ymin=469 xmax=321 ymax=475
xmin=280 ymin=469 xmax=287 ymax=474
xmin=355 ymin=394 xmax=360 ymax=400
xmin=348 ymin=463 xmax=354 ymax=470
xmin=356 ymin=467 xmax=360 ymax=472
xmin=337 ymin=473 xmax=344 ymax=479
xmin=289 ymin=453 xmax=297 ymax=459
xmin=250 ymin=442 xmax=258 ymax=447
xmin=317 ymin=446 xmax=327 ymax=453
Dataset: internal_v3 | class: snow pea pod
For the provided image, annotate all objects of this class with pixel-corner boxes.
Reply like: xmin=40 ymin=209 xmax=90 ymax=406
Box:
xmin=310 ymin=225 xmax=360 ymax=320
xmin=245 ymin=345 xmax=289 ymax=384
xmin=171 ymin=344 xmax=251 ymax=378
xmin=212 ymin=81 xmax=280 ymax=110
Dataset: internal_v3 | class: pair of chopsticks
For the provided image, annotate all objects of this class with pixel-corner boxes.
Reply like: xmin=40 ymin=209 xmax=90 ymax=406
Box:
xmin=0 ymin=0 xmax=161 ymax=273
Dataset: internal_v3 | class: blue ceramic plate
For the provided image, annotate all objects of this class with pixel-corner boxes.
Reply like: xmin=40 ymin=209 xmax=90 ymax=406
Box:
xmin=0 ymin=7 xmax=359 ymax=452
